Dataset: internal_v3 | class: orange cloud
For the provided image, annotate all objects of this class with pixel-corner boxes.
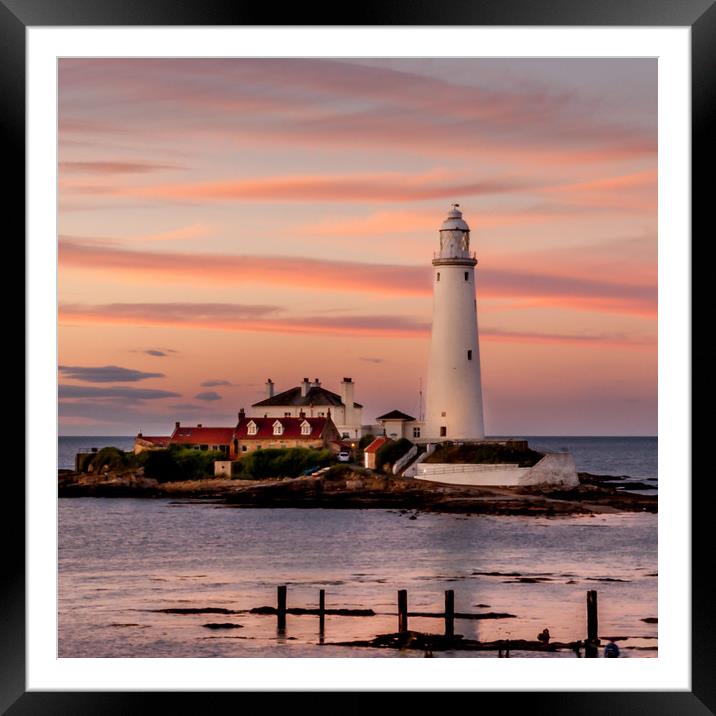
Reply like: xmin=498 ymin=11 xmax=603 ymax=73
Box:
xmin=130 ymin=223 xmax=212 ymax=243
xmin=295 ymin=203 xmax=635 ymax=238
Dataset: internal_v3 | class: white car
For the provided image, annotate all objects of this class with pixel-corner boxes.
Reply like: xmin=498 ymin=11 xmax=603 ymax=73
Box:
xmin=337 ymin=450 xmax=351 ymax=463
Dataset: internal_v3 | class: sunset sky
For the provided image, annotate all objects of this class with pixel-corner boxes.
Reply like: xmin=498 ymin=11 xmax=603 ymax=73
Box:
xmin=58 ymin=58 xmax=657 ymax=437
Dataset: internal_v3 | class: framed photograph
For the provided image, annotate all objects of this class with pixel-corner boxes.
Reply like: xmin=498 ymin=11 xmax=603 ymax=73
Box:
xmin=9 ymin=0 xmax=710 ymax=711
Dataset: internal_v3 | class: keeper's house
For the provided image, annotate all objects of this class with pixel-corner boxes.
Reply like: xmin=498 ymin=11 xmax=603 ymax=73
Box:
xmin=230 ymin=412 xmax=341 ymax=457
xmin=252 ymin=377 xmax=363 ymax=440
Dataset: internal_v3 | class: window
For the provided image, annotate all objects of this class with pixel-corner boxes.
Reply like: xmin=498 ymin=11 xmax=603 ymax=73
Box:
xmin=440 ymin=426 xmax=447 ymax=437
xmin=437 ymin=272 xmax=440 ymax=281
xmin=284 ymin=412 xmax=291 ymax=417
xmin=241 ymin=445 xmax=247 ymax=452
xmin=247 ymin=421 xmax=257 ymax=436
xmin=464 ymin=272 xmax=469 ymax=281
xmin=200 ymin=444 xmax=208 ymax=451
xmin=441 ymin=411 xmax=446 ymax=417
xmin=467 ymin=350 xmax=472 ymax=360
xmin=273 ymin=421 xmax=284 ymax=436
xmin=301 ymin=421 xmax=311 ymax=436
xmin=413 ymin=427 xmax=421 ymax=438
xmin=342 ymin=432 xmax=350 ymax=439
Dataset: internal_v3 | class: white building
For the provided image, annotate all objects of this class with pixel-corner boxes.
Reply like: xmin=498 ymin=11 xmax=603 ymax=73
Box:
xmin=251 ymin=377 xmax=363 ymax=441
xmin=376 ymin=410 xmax=422 ymax=441
xmin=423 ymin=204 xmax=485 ymax=441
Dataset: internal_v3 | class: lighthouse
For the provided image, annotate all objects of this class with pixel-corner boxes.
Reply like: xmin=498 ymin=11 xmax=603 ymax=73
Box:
xmin=423 ymin=204 xmax=485 ymax=441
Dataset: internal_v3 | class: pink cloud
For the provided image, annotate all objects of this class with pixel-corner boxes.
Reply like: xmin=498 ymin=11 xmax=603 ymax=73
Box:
xmin=58 ymin=239 xmax=656 ymax=317
xmin=59 ymin=160 xmax=182 ymax=175
xmin=58 ymin=59 xmax=656 ymax=165
xmin=61 ymin=170 xmax=532 ymax=204
xmin=58 ymin=301 xmax=654 ymax=349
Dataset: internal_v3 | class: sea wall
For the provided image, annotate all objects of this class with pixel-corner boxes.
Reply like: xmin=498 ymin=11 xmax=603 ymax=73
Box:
xmin=414 ymin=452 xmax=578 ymax=488
xmin=415 ymin=462 xmax=529 ymax=486
xmin=519 ymin=452 xmax=579 ymax=489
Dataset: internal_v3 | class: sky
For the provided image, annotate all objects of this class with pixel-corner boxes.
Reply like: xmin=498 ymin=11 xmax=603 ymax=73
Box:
xmin=58 ymin=58 xmax=657 ymax=436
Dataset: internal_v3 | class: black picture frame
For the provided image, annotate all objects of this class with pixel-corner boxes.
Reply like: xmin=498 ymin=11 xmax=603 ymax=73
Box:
xmin=6 ymin=0 xmax=711 ymax=712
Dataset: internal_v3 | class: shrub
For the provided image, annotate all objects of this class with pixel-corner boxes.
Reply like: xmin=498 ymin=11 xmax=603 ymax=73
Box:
xmin=375 ymin=438 xmax=413 ymax=471
xmin=358 ymin=433 xmax=376 ymax=451
xmin=238 ymin=447 xmax=333 ymax=479
xmin=88 ymin=446 xmax=130 ymax=473
xmin=139 ymin=445 xmax=224 ymax=482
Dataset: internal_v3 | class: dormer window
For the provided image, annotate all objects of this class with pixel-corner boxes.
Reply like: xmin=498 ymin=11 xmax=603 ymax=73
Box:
xmin=247 ymin=421 xmax=257 ymax=436
xmin=300 ymin=420 xmax=311 ymax=436
xmin=273 ymin=420 xmax=284 ymax=436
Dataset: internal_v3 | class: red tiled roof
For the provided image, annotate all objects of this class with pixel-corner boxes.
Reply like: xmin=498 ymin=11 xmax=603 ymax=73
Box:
xmin=136 ymin=435 xmax=170 ymax=446
xmin=235 ymin=416 xmax=327 ymax=439
xmin=170 ymin=426 xmax=235 ymax=445
xmin=363 ymin=437 xmax=392 ymax=454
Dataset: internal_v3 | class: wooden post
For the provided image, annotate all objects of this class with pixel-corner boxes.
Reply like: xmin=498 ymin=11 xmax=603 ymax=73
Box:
xmin=398 ymin=589 xmax=408 ymax=634
xmin=319 ymin=588 xmax=325 ymax=635
xmin=586 ymin=590 xmax=598 ymax=657
xmin=277 ymin=585 xmax=287 ymax=631
xmin=444 ymin=589 xmax=455 ymax=638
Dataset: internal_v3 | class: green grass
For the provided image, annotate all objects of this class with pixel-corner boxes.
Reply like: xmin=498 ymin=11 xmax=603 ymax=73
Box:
xmin=424 ymin=442 xmax=543 ymax=468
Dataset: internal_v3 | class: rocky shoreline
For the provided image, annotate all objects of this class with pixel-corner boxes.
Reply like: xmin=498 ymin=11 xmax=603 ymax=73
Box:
xmin=58 ymin=468 xmax=657 ymax=516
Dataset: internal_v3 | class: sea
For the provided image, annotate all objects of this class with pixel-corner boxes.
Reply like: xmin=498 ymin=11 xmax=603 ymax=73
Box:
xmin=58 ymin=436 xmax=658 ymax=658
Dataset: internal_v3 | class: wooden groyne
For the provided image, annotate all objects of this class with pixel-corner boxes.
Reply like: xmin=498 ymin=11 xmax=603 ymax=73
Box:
xmin=232 ymin=585 xmax=618 ymax=656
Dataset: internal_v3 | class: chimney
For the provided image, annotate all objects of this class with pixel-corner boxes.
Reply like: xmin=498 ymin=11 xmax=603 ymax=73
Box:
xmin=301 ymin=377 xmax=310 ymax=397
xmin=265 ymin=378 xmax=274 ymax=399
xmin=341 ymin=377 xmax=354 ymax=424
xmin=299 ymin=410 xmax=306 ymax=418
xmin=313 ymin=377 xmax=321 ymax=387
xmin=238 ymin=408 xmax=245 ymax=423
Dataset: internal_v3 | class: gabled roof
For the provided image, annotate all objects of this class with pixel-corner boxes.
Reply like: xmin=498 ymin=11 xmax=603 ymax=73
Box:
xmin=376 ymin=409 xmax=416 ymax=421
xmin=235 ymin=416 xmax=328 ymax=439
xmin=170 ymin=426 xmax=235 ymax=445
xmin=253 ymin=385 xmax=362 ymax=408
xmin=363 ymin=437 xmax=392 ymax=454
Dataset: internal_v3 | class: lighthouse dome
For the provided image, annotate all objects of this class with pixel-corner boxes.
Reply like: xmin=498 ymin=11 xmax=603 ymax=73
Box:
xmin=440 ymin=203 xmax=470 ymax=232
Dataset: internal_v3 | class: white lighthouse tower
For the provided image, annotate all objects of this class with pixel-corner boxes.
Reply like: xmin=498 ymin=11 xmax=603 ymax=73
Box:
xmin=423 ymin=204 xmax=485 ymax=441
